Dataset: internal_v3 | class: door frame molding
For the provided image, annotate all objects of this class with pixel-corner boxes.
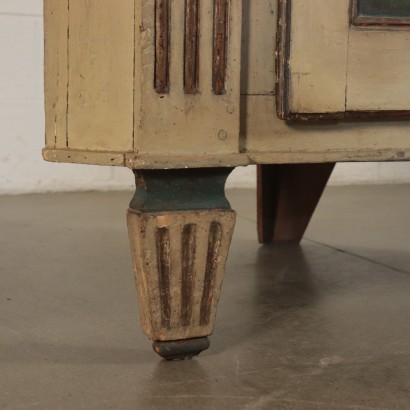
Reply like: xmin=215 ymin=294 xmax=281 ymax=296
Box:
xmin=276 ymin=0 xmax=410 ymax=121
xmin=351 ymin=0 xmax=410 ymax=27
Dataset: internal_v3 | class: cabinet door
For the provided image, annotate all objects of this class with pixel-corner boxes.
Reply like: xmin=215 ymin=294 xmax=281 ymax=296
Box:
xmin=277 ymin=0 xmax=410 ymax=120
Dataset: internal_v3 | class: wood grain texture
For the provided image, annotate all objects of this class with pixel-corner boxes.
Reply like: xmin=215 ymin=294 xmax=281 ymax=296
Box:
xmin=213 ymin=0 xmax=229 ymax=95
xmin=42 ymin=144 xmax=410 ymax=168
xmin=184 ymin=0 xmax=200 ymax=94
xmin=200 ymin=222 xmax=223 ymax=325
xmin=241 ymin=0 xmax=276 ymax=95
xmin=347 ymin=30 xmax=410 ymax=110
xmin=243 ymin=95 xmax=410 ymax=162
xmin=275 ymin=0 xmax=291 ymax=119
xmin=257 ymin=163 xmax=335 ymax=243
xmin=43 ymin=1 xmax=410 ymax=167
xmin=67 ymin=0 xmax=134 ymax=151
xmin=155 ymin=0 xmax=170 ymax=93
xmin=42 ymin=148 xmax=125 ymax=166
xmin=44 ymin=0 xmax=69 ymax=149
xmin=287 ymin=0 xmax=350 ymax=115
xmin=181 ymin=224 xmax=197 ymax=326
xmin=127 ymin=210 xmax=236 ymax=341
xmin=156 ymin=227 xmax=172 ymax=328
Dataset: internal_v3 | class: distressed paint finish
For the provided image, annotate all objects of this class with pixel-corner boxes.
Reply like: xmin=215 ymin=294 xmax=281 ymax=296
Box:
xmin=129 ymin=168 xmax=232 ymax=211
xmin=127 ymin=209 xmax=235 ymax=341
xmin=44 ymin=0 xmax=69 ymax=149
xmin=181 ymin=224 xmax=197 ymax=326
xmin=277 ymin=0 xmax=410 ymax=120
xmin=347 ymin=30 xmax=410 ymax=110
xmin=44 ymin=0 xmax=242 ymax=157
xmin=184 ymin=0 xmax=200 ymax=94
xmin=134 ymin=0 xmax=242 ymax=156
xmin=43 ymin=0 xmax=410 ymax=168
xmin=278 ymin=0 xmax=350 ymax=117
xmin=156 ymin=227 xmax=172 ymax=328
xmin=240 ymin=0 xmax=276 ymax=95
xmin=127 ymin=169 xmax=236 ymax=342
xmin=67 ymin=0 xmax=134 ymax=151
xmin=213 ymin=0 xmax=229 ymax=95
xmin=200 ymin=221 xmax=223 ymax=325
xmin=155 ymin=0 xmax=170 ymax=93
xmin=243 ymin=95 xmax=410 ymax=162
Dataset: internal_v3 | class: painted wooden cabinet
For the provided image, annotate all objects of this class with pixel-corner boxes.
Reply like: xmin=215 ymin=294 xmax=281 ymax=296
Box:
xmin=43 ymin=0 xmax=410 ymax=359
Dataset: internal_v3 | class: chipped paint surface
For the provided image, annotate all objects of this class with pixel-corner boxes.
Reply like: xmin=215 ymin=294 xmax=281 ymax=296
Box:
xmin=42 ymin=0 xmax=410 ymax=172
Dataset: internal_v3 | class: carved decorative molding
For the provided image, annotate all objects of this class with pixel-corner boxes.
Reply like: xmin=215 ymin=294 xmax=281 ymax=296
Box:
xmin=127 ymin=169 xmax=236 ymax=342
xmin=213 ymin=0 xmax=229 ymax=95
xmin=351 ymin=0 xmax=410 ymax=27
xmin=184 ymin=0 xmax=200 ymax=94
xmin=154 ymin=0 xmax=170 ymax=93
xmin=154 ymin=0 xmax=231 ymax=95
xmin=276 ymin=0 xmax=410 ymax=121
xmin=127 ymin=211 xmax=235 ymax=341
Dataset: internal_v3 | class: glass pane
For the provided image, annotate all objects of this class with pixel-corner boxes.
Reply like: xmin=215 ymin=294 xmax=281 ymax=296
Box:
xmin=358 ymin=0 xmax=410 ymax=18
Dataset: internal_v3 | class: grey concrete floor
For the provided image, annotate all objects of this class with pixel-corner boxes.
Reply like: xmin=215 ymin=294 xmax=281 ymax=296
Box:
xmin=1 ymin=186 xmax=410 ymax=409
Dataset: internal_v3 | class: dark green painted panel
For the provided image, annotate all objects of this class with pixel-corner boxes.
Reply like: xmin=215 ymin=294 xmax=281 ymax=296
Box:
xmin=129 ymin=168 xmax=234 ymax=212
xmin=358 ymin=0 xmax=410 ymax=18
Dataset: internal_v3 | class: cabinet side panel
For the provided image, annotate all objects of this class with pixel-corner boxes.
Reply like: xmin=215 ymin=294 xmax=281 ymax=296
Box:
xmin=44 ymin=0 xmax=69 ymax=149
xmin=67 ymin=0 xmax=134 ymax=152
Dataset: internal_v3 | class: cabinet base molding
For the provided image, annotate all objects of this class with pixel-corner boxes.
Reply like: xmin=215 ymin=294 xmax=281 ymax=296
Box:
xmin=43 ymin=148 xmax=410 ymax=169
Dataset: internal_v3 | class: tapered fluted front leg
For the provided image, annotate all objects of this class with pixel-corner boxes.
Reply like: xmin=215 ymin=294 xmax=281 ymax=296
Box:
xmin=127 ymin=168 xmax=236 ymax=360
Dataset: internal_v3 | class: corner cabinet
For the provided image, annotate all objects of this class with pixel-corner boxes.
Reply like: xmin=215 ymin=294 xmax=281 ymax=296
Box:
xmin=43 ymin=0 xmax=410 ymax=360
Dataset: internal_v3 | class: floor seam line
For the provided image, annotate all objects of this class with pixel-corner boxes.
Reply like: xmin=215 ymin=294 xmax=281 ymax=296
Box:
xmin=304 ymin=237 xmax=410 ymax=277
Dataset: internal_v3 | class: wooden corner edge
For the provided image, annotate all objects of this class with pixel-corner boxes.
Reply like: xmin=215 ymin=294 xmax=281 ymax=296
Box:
xmin=42 ymin=148 xmax=126 ymax=167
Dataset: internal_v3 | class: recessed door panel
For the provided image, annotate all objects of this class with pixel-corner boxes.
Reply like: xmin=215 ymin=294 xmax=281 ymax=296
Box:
xmin=360 ymin=0 xmax=410 ymax=16
xmin=277 ymin=0 xmax=410 ymax=120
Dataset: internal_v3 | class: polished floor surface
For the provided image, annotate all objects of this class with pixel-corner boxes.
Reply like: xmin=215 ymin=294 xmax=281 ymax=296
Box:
xmin=1 ymin=186 xmax=410 ymax=409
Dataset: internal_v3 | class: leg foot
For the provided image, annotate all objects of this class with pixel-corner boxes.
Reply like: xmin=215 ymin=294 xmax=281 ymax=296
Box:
xmin=257 ymin=163 xmax=335 ymax=244
xmin=153 ymin=337 xmax=211 ymax=361
xmin=127 ymin=168 xmax=236 ymax=358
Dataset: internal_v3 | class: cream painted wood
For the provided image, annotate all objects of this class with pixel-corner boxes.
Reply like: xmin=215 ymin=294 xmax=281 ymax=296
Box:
xmin=67 ymin=0 xmax=134 ymax=152
xmin=241 ymin=0 xmax=276 ymax=95
xmin=286 ymin=0 xmax=410 ymax=115
xmin=288 ymin=0 xmax=350 ymax=114
xmin=134 ymin=0 xmax=242 ymax=156
xmin=43 ymin=0 xmax=410 ymax=168
xmin=44 ymin=0 xmax=134 ymax=152
xmin=44 ymin=0 xmax=242 ymax=156
xmin=44 ymin=0 xmax=68 ymax=149
xmin=347 ymin=30 xmax=410 ymax=110
xmin=243 ymin=95 xmax=410 ymax=163
xmin=127 ymin=209 xmax=236 ymax=341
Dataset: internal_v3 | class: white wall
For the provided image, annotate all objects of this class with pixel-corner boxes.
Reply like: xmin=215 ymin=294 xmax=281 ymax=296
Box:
xmin=1 ymin=0 xmax=410 ymax=195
